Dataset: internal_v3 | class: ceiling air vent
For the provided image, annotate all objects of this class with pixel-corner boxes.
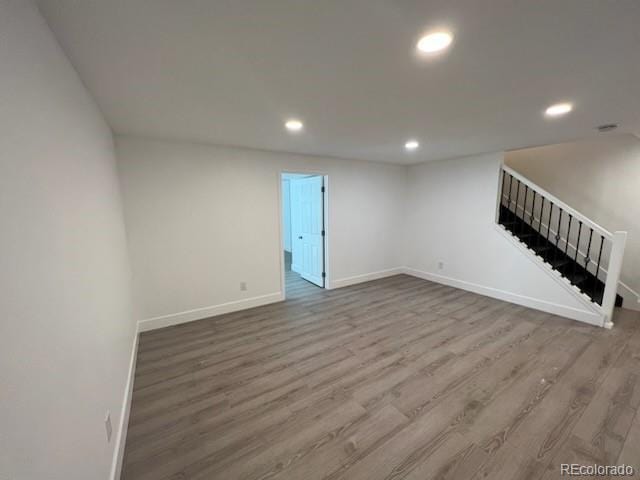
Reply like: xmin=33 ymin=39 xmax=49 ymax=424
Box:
xmin=597 ymin=123 xmax=618 ymax=133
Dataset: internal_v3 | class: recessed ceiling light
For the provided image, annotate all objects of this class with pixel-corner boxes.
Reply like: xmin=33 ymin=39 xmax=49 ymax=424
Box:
xmin=416 ymin=31 xmax=453 ymax=54
xmin=285 ymin=119 xmax=304 ymax=132
xmin=545 ymin=103 xmax=573 ymax=117
xmin=405 ymin=140 xmax=420 ymax=151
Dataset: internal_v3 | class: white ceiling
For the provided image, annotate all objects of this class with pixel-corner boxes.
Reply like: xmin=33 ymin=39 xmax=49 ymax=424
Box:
xmin=38 ymin=0 xmax=640 ymax=165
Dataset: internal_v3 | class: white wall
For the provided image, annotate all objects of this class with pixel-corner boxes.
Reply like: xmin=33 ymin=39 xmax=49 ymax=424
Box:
xmin=282 ymin=178 xmax=292 ymax=252
xmin=506 ymin=134 xmax=640 ymax=305
xmin=0 ymin=4 xmax=630 ymax=478
xmin=116 ymin=136 xmax=407 ymax=328
xmin=0 ymin=2 xmax=135 ymax=479
xmin=404 ymin=152 xmax=600 ymax=324
xmin=117 ymin=137 xmax=605 ymax=329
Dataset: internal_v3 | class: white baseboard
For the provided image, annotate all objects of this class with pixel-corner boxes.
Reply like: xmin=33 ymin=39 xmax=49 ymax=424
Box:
xmin=329 ymin=267 xmax=404 ymax=289
xmin=617 ymin=281 xmax=640 ymax=311
xmin=109 ymin=324 xmax=139 ymax=480
xmin=137 ymin=292 xmax=284 ymax=332
xmin=402 ymin=267 xmax=605 ymax=327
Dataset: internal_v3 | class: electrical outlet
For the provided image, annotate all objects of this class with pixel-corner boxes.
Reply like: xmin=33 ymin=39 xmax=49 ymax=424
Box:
xmin=240 ymin=282 xmax=247 ymax=291
xmin=437 ymin=261 xmax=444 ymax=270
xmin=104 ymin=411 xmax=112 ymax=443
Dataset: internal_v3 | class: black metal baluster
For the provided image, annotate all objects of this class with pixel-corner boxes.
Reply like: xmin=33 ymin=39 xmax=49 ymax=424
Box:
xmin=565 ymin=215 xmax=573 ymax=255
xmin=593 ymin=235 xmax=605 ymax=304
xmin=584 ymin=229 xmax=594 ymax=272
xmin=573 ymin=221 xmax=583 ymax=279
xmin=522 ymin=185 xmax=529 ymax=227
xmin=554 ymin=209 xmax=563 ymax=263
xmin=507 ymin=174 xmax=514 ymax=219
xmin=537 ymin=197 xmax=546 ymax=249
xmin=530 ymin=191 xmax=537 ymax=249
xmin=521 ymin=186 xmax=529 ymax=237
xmin=514 ymin=180 xmax=521 ymax=223
xmin=531 ymin=191 xmax=538 ymax=229
xmin=522 ymin=186 xmax=529 ymax=235
xmin=546 ymin=203 xmax=553 ymax=242
xmin=563 ymin=214 xmax=573 ymax=281
xmin=535 ymin=194 xmax=541 ymax=231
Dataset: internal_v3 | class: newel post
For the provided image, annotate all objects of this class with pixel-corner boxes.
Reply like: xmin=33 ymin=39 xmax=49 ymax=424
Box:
xmin=601 ymin=231 xmax=627 ymax=329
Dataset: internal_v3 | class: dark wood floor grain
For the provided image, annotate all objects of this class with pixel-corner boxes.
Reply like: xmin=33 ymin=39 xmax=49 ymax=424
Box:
xmin=121 ymin=274 xmax=640 ymax=480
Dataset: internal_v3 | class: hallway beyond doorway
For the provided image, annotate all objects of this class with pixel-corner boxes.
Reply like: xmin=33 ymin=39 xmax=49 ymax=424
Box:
xmin=284 ymin=250 xmax=321 ymax=299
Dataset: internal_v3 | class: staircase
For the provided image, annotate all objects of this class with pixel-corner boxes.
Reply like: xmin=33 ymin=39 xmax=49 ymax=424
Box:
xmin=497 ymin=165 xmax=627 ymax=327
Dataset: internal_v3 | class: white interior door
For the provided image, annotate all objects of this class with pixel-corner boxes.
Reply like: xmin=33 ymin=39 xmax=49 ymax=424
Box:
xmin=290 ymin=176 xmax=324 ymax=287
xmin=290 ymin=179 xmax=303 ymax=274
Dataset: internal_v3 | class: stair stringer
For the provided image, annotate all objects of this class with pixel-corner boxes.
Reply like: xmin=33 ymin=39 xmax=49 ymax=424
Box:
xmin=495 ymin=223 xmax=605 ymax=327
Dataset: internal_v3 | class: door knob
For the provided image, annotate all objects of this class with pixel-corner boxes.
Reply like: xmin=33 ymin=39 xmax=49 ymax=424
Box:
xmin=298 ymin=236 xmax=303 ymax=239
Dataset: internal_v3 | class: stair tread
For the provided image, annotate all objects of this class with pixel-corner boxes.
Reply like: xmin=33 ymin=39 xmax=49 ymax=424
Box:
xmin=516 ymin=232 xmax=538 ymax=239
xmin=549 ymin=258 xmax=571 ymax=268
xmin=566 ymin=273 xmax=589 ymax=285
xmin=531 ymin=244 xmax=552 ymax=252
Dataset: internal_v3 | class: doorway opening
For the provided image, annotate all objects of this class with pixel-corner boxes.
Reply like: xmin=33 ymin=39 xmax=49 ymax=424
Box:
xmin=281 ymin=172 xmax=327 ymax=299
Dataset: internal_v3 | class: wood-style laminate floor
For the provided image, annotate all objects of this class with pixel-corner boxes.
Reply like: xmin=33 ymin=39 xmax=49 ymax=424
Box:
xmin=122 ymin=275 xmax=640 ymax=480
xmin=284 ymin=250 xmax=322 ymax=299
